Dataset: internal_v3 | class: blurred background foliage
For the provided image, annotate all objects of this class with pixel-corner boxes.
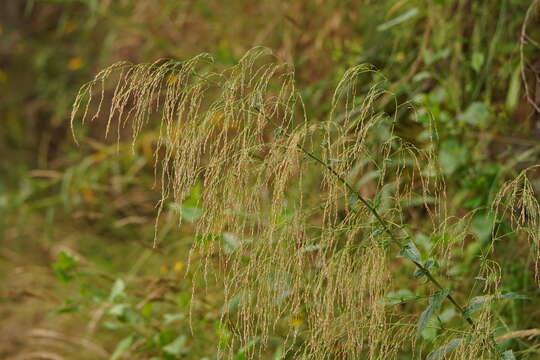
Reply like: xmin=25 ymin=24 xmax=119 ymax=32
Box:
xmin=1 ymin=0 xmax=540 ymax=359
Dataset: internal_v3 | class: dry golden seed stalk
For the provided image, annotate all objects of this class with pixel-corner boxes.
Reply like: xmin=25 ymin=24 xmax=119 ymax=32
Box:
xmin=493 ymin=165 xmax=540 ymax=281
xmin=72 ymin=48 xmax=513 ymax=358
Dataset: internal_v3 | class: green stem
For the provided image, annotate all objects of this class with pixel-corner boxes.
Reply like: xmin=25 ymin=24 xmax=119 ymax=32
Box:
xmin=296 ymin=142 xmax=475 ymax=327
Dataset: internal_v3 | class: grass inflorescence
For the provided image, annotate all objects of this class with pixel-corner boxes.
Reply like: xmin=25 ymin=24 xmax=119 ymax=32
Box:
xmin=71 ymin=48 xmax=537 ymax=359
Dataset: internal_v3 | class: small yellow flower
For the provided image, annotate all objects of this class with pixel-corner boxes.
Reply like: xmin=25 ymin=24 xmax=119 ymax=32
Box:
xmin=288 ymin=316 xmax=304 ymax=328
xmin=68 ymin=57 xmax=84 ymax=71
xmin=395 ymin=52 xmax=405 ymax=63
xmin=174 ymin=261 xmax=184 ymax=273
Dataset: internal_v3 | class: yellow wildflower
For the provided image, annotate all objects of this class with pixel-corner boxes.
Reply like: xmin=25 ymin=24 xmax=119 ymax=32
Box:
xmin=288 ymin=316 xmax=304 ymax=328
xmin=68 ymin=57 xmax=84 ymax=71
xmin=174 ymin=261 xmax=184 ymax=273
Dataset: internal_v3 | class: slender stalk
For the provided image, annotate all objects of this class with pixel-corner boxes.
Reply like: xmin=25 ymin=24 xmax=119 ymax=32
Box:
xmin=295 ymin=142 xmax=475 ymax=327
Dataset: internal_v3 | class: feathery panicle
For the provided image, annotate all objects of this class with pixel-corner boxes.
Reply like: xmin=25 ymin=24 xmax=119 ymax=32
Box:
xmin=494 ymin=166 xmax=540 ymax=282
xmin=72 ymin=48 xmax=499 ymax=358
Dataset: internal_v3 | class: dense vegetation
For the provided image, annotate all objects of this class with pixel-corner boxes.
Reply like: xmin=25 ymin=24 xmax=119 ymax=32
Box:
xmin=1 ymin=1 xmax=540 ymax=359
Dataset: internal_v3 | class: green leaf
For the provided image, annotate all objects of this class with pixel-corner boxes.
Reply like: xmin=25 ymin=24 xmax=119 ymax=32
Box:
xmin=414 ymin=258 xmax=436 ymax=279
xmin=236 ymin=337 xmax=261 ymax=357
xmin=109 ymin=303 xmax=129 ymax=317
xmin=502 ymin=350 xmax=516 ymax=360
xmin=272 ymin=345 xmax=285 ymax=360
xmin=169 ymin=203 xmax=203 ymax=222
xmin=162 ymin=335 xmax=187 ymax=356
xmin=385 ymin=289 xmax=416 ymax=305
xmin=458 ymin=102 xmax=490 ymax=127
xmin=110 ymin=335 xmax=133 ymax=360
xmin=348 ymin=193 xmax=360 ymax=208
xmin=141 ymin=302 xmax=153 ymax=318
xmin=424 ymin=48 xmax=451 ymax=65
xmin=370 ymin=183 xmax=393 ymax=209
xmin=471 ymin=52 xmax=485 ymax=72
xmin=52 ymin=251 xmax=77 ymax=283
xmin=109 ymin=279 xmax=126 ymax=302
xmin=222 ymin=294 xmax=242 ymax=314
xmin=222 ymin=232 xmax=248 ymax=254
xmin=180 ymin=205 xmax=203 ymax=222
xmin=439 ymin=139 xmax=468 ymax=175
xmin=371 ymin=228 xmax=386 ymax=238
xmin=427 ymin=338 xmax=463 ymax=360
xmin=417 ymin=289 xmax=449 ymax=339
xmin=168 ymin=183 xmax=203 ymax=222
xmin=377 ymin=8 xmax=419 ymax=31
xmin=471 ymin=212 xmax=496 ymax=244
xmin=163 ymin=313 xmax=185 ymax=324
xmin=398 ymin=242 xmax=421 ymax=263
xmin=506 ymin=65 xmax=521 ymax=112
xmin=464 ymin=292 xmax=529 ymax=317
xmin=54 ymin=300 xmax=80 ymax=314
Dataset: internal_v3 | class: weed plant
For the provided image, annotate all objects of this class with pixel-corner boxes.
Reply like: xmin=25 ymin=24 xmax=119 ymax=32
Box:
xmin=71 ymin=47 xmax=539 ymax=359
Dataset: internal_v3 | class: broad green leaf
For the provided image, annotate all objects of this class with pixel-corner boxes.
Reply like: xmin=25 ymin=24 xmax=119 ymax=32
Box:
xmin=439 ymin=139 xmax=468 ymax=175
xmin=458 ymin=102 xmax=490 ymax=127
xmin=168 ymin=183 xmax=203 ymax=221
xmin=169 ymin=203 xmax=203 ymax=222
xmin=417 ymin=289 xmax=449 ymax=339
xmin=110 ymin=335 xmax=133 ymax=360
xmin=413 ymin=71 xmax=432 ymax=82
xmin=52 ymin=251 xmax=77 ymax=283
xmin=398 ymin=242 xmax=421 ymax=263
xmin=427 ymin=338 xmax=463 ymax=360
xmin=471 ymin=52 xmax=485 ymax=72
xmin=180 ymin=205 xmax=203 ymax=222
xmin=162 ymin=335 xmax=187 ymax=356
xmin=471 ymin=212 xmax=495 ymax=244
